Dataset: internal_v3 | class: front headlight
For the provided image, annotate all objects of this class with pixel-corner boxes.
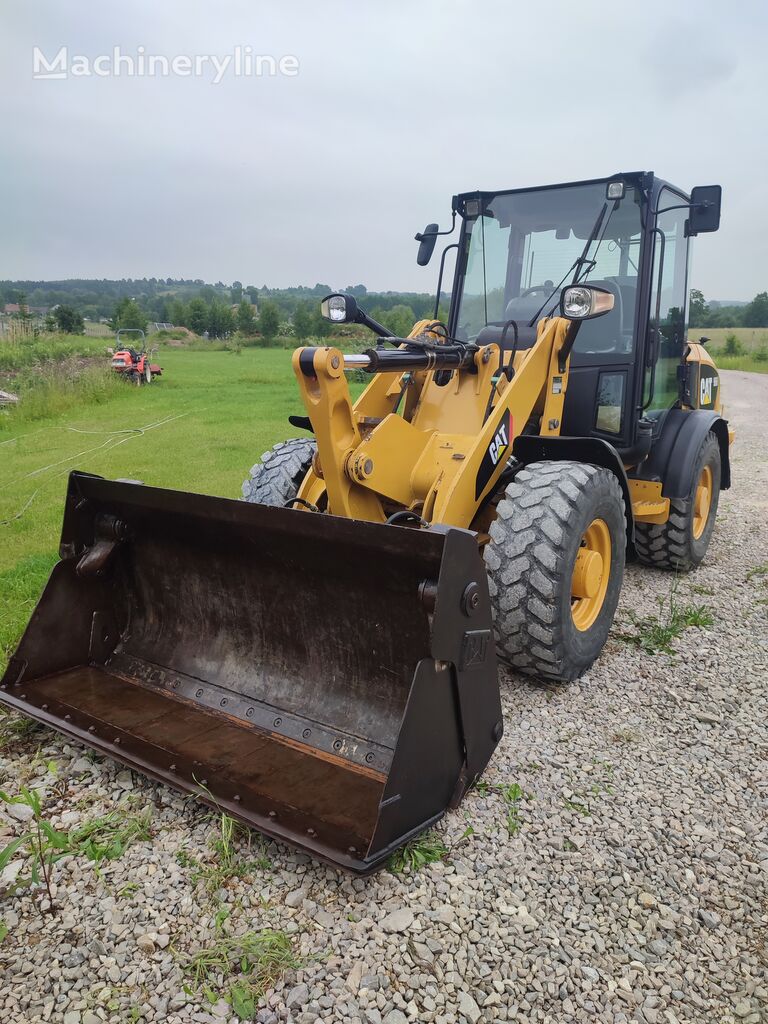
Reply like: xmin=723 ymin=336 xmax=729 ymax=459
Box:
xmin=560 ymin=285 xmax=615 ymax=320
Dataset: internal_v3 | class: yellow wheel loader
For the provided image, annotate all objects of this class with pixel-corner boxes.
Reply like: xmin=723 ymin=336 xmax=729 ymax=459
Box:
xmin=2 ymin=173 xmax=730 ymax=872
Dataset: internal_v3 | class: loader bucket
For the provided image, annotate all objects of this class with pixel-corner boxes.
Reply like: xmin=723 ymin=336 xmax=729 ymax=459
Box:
xmin=1 ymin=472 xmax=502 ymax=872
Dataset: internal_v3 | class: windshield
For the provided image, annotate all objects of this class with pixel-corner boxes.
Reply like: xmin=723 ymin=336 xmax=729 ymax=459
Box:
xmin=455 ymin=182 xmax=643 ymax=355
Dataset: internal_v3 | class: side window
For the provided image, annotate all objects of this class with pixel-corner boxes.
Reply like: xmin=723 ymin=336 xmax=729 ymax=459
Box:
xmin=645 ymin=189 xmax=689 ymax=411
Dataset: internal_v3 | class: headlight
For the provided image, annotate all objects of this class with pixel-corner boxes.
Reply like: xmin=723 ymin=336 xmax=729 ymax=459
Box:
xmin=560 ymin=285 xmax=615 ymax=320
xmin=320 ymin=293 xmax=358 ymax=324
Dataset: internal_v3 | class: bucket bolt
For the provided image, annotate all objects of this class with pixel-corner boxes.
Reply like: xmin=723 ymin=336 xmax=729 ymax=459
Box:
xmin=461 ymin=582 xmax=481 ymax=617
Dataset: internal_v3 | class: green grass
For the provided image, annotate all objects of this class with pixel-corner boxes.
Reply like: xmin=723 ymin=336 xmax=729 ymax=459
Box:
xmin=619 ymin=584 xmax=714 ymax=655
xmin=68 ymin=807 xmax=153 ymax=862
xmin=689 ymin=327 xmax=768 ymax=352
xmin=476 ymin=781 xmax=529 ymax=836
xmin=709 ymin=352 xmax=768 ymax=374
xmin=182 ymin=929 xmax=298 ymax=1020
xmin=388 ymin=831 xmax=449 ymax=873
xmin=0 ymin=334 xmax=109 ymax=372
xmin=0 ymin=346 xmax=331 ymax=670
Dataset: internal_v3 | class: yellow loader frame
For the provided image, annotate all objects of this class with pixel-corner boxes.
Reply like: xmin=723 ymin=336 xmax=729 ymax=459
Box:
xmin=292 ymin=317 xmax=668 ymax=529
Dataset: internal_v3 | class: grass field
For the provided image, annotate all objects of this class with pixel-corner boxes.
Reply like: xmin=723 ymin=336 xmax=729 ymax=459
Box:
xmin=688 ymin=326 xmax=768 ymax=351
xmin=0 ymin=346 xmax=319 ymax=663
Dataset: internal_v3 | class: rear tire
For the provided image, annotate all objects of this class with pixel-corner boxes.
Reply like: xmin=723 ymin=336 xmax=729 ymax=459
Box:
xmin=635 ymin=431 xmax=721 ymax=571
xmin=483 ymin=461 xmax=626 ymax=681
xmin=241 ymin=437 xmax=316 ymax=506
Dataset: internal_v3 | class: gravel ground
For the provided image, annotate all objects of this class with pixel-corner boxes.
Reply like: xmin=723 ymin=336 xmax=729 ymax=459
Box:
xmin=1 ymin=369 xmax=766 ymax=1024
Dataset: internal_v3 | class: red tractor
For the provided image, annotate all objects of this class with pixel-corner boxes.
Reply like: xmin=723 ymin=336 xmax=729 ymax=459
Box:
xmin=111 ymin=329 xmax=163 ymax=385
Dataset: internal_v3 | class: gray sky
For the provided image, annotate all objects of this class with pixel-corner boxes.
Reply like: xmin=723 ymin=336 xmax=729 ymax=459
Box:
xmin=1 ymin=0 xmax=766 ymax=299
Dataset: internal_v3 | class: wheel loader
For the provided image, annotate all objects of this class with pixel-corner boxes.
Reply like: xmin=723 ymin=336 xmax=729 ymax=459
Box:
xmin=1 ymin=172 xmax=730 ymax=872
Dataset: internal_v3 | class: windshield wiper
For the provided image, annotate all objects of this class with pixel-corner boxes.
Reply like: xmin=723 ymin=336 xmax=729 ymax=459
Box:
xmin=526 ymin=199 xmax=616 ymax=326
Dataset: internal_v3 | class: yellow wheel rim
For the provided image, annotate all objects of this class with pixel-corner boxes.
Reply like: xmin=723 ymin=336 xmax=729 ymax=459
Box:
xmin=571 ymin=518 xmax=611 ymax=632
xmin=692 ymin=465 xmax=713 ymax=540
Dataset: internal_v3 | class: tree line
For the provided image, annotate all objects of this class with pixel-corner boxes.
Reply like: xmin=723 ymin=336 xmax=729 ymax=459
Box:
xmin=0 ymin=278 xmax=442 ymax=329
xmin=689 ymin=289 xmax=768 ymax=329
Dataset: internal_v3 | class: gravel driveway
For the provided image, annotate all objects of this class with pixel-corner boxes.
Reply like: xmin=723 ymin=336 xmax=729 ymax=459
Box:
xmin=1 ymin=370 xmax=766 ymax=1024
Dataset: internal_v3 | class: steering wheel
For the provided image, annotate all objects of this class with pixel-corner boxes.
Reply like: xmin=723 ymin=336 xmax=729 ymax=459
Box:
xmin=518 ymin=284 xmax=550 ymax=299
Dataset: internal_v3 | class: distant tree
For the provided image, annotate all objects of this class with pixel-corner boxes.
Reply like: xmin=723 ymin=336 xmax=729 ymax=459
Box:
xmin=169 ymin=299 xmax=187 ymax=327
xmin=53 ymin=305 xmax=85 ymax=334
xmin=207 ymin=300 xmax=235 ymax=338
xmin=345 ymin=284 xmax=368 ymax=297
xmin=245 ymin=285 xmax=259 ymax=304
xmin=743 ymin=292 xmax=768 ymax=328
xmin=236 ymin=299 xmax=255 ymax=335
xmin=373 ymin=304 xmax=415 ymax=338
xmin=187 ymin=298 xmax=209 ymax=335
xmin=310 ymin=306 xmax=330 ymax=338
xmin=111 ymin=298 xmax=148 ymax=332
xmin=688 ymin=288 xmax=709 ymax=328
xmin=231 ymin=280 xmax=243 ymax=304
xmin=258 ymin=300 xmax=281 ymax=342
xmin=293 ymin=301 xmax=314 ymax=340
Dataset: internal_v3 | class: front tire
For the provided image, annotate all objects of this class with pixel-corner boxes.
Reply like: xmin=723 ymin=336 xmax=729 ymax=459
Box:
xmin=635 ymin=431 xmax=721 ymax=571
xmin=241 ymin=437 xmax=316 ymax=506
xmin=483 ymin=461 xmax=626 ymax=681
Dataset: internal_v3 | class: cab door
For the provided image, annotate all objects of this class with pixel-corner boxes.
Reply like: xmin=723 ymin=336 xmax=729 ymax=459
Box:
xmin=644 ymin=188 xmax=690 ymax=414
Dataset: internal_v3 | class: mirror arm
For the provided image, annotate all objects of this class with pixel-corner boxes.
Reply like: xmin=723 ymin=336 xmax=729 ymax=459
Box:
xmin=355 ymin=309 xmax=392 ymax=339
xmin=415 ymin=210 xmax=457 ymax=243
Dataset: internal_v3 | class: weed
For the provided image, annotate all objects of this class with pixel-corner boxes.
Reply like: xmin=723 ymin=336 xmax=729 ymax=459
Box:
xmin=0 ymin=710 xmax=46 ymax=750
xmin=691 ymin=583 xmax=715 ymax=596
xmin=611 ymin=727 xmax=641 ymax=744
xmin=563 ymin=839 xmax=578 ymax=852
xmin=213 ymin=907 xmax=230 ymax=932
xmin=747 ymin=564 xmax=768 ymax=581
xmin=0 ymin=919 xmax=9 ymax=942
xmin=562 ymin=796 xmax=591 ymax=817
xmin=68 ymin=807 xmax=152 ymax=862
xmin=177 ymin=812 xmax=270 ymax=895
xmin=475 ymin=780 xmax=530 ymax=836
xmin=0 ymin=786 xmax=69 ymax=909
xmin=182 ymin=929 xmax=298 ymax=1021
xmin=619 ymin=582 xmax=713 ymax=655
xmin=388 ymin=831 xmax=449 ymax=873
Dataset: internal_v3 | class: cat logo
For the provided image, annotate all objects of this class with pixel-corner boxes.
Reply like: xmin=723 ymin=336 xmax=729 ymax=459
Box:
xmin=700 ymin=373 xmax=718 ymax=407
xmin=489 ymin=421 xmax=509 ymax=466
xmin=474 ymin=408 xmax=512 ymax=499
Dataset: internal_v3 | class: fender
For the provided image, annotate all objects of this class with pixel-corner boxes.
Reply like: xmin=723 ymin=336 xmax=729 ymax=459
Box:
xmin=512 ymin=434 xmax=634 ymax=545
xmin=634 ymin=409 xmax=730 ymax=499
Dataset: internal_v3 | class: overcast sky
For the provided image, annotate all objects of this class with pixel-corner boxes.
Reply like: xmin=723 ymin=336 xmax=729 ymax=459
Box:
xmin=1 ymin=1 xmax=766 ymax=299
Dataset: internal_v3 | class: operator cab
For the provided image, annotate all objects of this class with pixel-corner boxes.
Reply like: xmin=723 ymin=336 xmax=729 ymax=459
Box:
xmin=446 ymin=173 xmax=718 ymax=460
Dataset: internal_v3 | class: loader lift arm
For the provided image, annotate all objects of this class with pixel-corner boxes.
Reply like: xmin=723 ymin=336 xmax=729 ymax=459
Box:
xmin=292 ymin=313 xmax=582 ymax=530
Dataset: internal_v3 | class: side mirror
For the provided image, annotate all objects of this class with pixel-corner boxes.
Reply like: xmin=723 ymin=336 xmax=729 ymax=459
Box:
xmin=415 ymin=223 xmax=439 ymax=266
xmin=687 ymin=185 xmax=721 ymax=236
xmin=699 ymin=336 xmax=710 ymax=347
xmin=560 ymin=285 xmax=615 ymax=320
xmin=320 ymin=293 xmax=359 ymax=324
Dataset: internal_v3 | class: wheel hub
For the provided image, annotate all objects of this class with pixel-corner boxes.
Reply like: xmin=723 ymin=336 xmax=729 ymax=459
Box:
xmin=571 ymin=518 xmax=611 ymax=632
xmin=692 ymin=465 xmax=713 ymax=539
xmin=572 ymin=548 xmax=603 ymax=600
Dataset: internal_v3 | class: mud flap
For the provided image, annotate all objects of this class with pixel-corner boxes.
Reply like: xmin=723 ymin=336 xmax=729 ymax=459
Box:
xmin=0 ymin=471 xmax=502 ymax=872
